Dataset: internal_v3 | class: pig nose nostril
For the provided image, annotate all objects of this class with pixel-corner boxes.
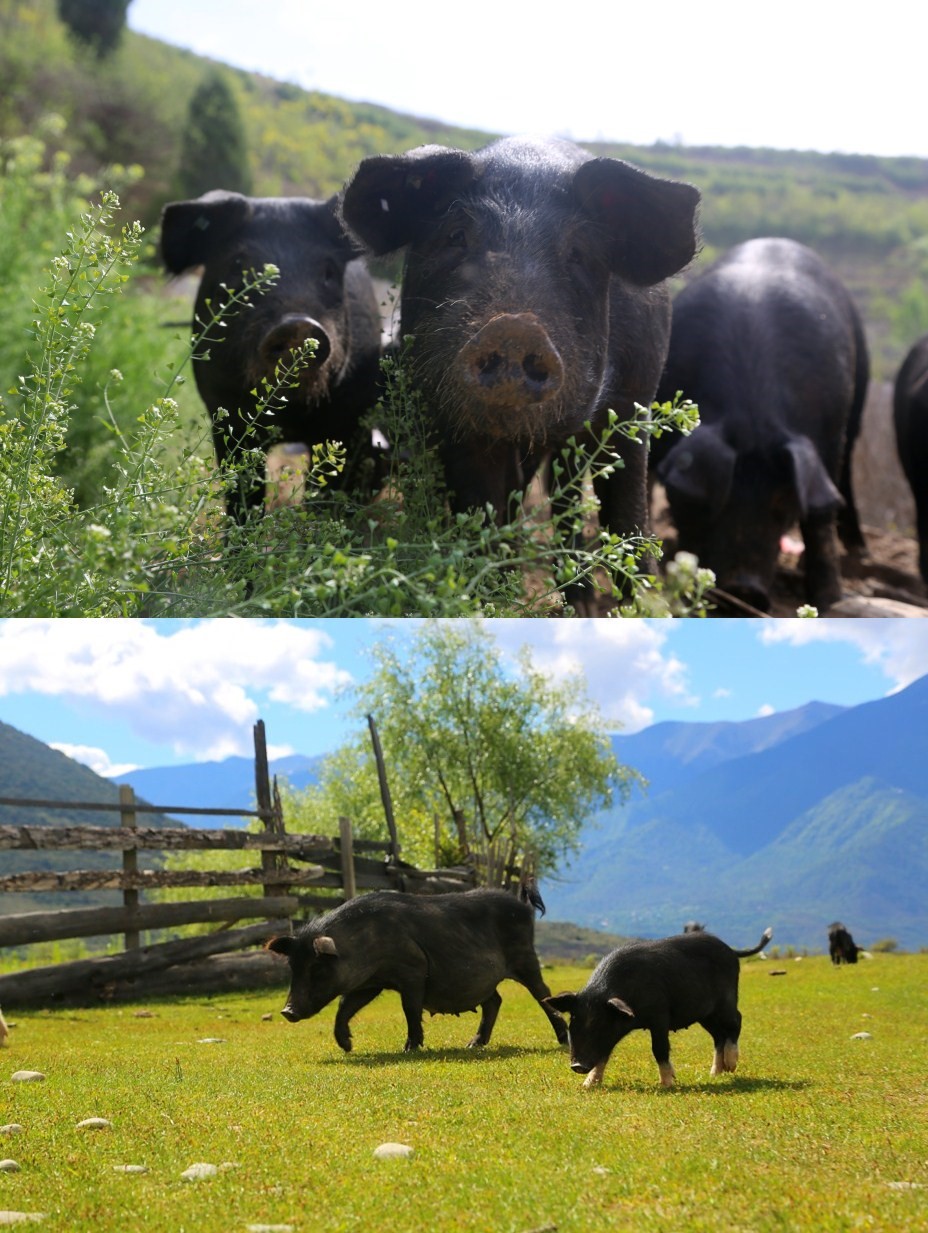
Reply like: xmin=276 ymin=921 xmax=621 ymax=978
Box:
xmin=523 ymin=353 xmax=554 ymax=386
xmin=477 ymin=352 xmax=505 ymax=382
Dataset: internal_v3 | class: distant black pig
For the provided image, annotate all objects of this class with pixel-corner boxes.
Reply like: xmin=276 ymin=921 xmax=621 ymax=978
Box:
xmin=160 ymin=191 xmax=383 ymax=523
xmin=827 ymin=921 xmax=861 ymax=965
xmin=893 ymin=334 xmax=928 ymax=585
xmin=655 ymin=238 xmax=868 ymax=612
xmin=546 ymin=927 xmax=771 ymax=1088
xmin=340 ymin=137 xmax=699 ymax=599
xmin=266 ymin=885 xmax=568 ymax=1053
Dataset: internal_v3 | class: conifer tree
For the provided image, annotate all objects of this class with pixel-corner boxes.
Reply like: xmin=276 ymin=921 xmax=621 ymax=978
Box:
xmin=176 ymin=71 xmax=253 ymax=199
xmin=57 ymin=0 xmax=132 ymax=59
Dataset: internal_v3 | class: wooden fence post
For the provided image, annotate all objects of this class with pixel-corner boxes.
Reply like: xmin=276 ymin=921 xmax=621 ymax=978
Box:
xmin=119 ymin=784 xmax=139 ymax=951
xmin=255 ymin=720 xmax=287 ymax=899
xmin=338 ymin=816 xmax=357 ymax=901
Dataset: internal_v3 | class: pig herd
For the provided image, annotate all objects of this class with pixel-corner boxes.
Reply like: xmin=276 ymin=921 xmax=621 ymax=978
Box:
xmin=266 ymin=885 xmax=774 ymax=1091
xmin=161 ymin=136 xmax=928 ymax=613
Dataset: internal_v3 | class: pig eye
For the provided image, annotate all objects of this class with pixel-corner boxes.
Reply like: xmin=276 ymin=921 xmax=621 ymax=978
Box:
xmin=322 ymin=259 xmax=340 ymax=286
xmin=446 ymin=228 xmax=468 ymax=249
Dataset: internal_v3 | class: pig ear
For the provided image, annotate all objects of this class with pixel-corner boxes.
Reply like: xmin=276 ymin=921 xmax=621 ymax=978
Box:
xmin=572 ymin=158 xmax=700 ymax=285
xmin=544 ymin=993 xmax=579 ymax=1015
xmin=784 ymin=437 xmax=843 ymax=515
xmin=608 ymin=996 xmax=636 ymax=1018
xmin=266 ymin=935 xmax=293 ymax=957
xmin=313 ymin=935 xmax=339 ymax=957
xmin=659 ymin=425 xmax=735 ymax=518
xmin=340 ymin=146 xmax=477 ymax=255
xmin=160 ymin=190 xmax=252 ymax=274
xmin=318 ymin=194 xmax=366 ymax=260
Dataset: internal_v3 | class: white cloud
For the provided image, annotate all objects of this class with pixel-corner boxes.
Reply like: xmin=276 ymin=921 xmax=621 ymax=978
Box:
xmin=490 ymin=619 xmax=697 ymax=733
xmin=760 ymin=620 xmax=928 ymax=693
xmin=713 ymin=687 xmax=732 ymax=699
xmin=0 ymin=619 xmax=352 ymax=760
xmin=50 ymin=743 xmax=139 ymax=778
xmin=756 ymin=704 xmax=775 ymax=718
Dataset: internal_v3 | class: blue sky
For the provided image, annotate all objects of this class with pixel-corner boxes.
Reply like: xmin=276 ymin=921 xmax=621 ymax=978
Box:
xmin=0 ymin=619 xmax=926 ymax=776
xmin=129 ymin=0 xmax=928 ymax=159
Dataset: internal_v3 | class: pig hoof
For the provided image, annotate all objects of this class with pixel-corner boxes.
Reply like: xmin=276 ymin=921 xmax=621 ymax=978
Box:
xmin=403 ymin=1040 xmax=422 ymax=1052
xmin=466 ymin=1036 xmax=487 ymax=1049
xmin=658 ymin=1062 xmax=676 ymax=1087
xmin=335 ymin=1035 xmax=352 ymax=1053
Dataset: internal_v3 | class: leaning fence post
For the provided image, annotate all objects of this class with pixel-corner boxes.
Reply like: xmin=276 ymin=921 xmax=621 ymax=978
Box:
xmin=119 ymin=784 xmax=139 ymax=951
xmin=255 ymin=720 xmax=287 ymax=901
xmin=338 ymin=816 xmax=357 ymax=901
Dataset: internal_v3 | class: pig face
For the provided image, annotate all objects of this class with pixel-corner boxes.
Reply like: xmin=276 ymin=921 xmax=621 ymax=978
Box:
xmin=266 ymin=932 xmax=342 ymax=1022
xmin=162 ymin=192 xmax=361 ymax=405
xmin=341 ymin=138 xmax=699 ymax=448
xmin=545 ymin=991 xmax=636 ymax=1083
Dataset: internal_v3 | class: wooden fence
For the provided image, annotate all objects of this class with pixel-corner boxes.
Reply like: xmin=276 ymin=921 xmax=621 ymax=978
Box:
xmin=0 ymin=720 xmax=475 ymax=1008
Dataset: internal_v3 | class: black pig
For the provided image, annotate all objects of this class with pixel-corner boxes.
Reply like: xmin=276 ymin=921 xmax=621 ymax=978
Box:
xmin=161 ymin=191 xmax=383 ymax=523
xmin=893 ymin=334 xmax=928 ymax=585
xmin=546 ymin=927 xmax=771 ymax=1088
xmin=266 ymin=886 xmax=568 ymax=1053
xmin=655 ymin=238 xmax=868 ymax=612
xmin=827 ymin=921 xmax=861 ymax=965
xmin=340 ymin=137 xmax=699 ymax=599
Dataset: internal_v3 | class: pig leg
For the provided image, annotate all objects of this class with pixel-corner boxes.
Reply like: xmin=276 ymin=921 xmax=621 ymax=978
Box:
xmin=649 ymin=1023 xmax=676 ymax=1087
xmin=467 ymin=990 xmax=502 ymax=1047
xmin=511 ymin=962 xmax=569 ymax=1044
xmin=333 ymin=986 xmax=383 ymax=1052
xmin=703 ymin=1010 xmax=742 ymax=1075
xmin=400 ymin=990 xmax=426 ymax=1051
xmin=799 ymin=510 xmax=843 ymax=610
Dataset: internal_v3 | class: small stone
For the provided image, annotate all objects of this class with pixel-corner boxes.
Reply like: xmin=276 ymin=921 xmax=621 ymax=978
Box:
xmin=0 ymin=1127 xmax=23 ymax=1136
xmin=592 ymin=1165 xmax=611 ymax=1175
xmin=181 ymin=1162 xmax=219 ymax=1180
xmin=10 ymin=1072 xmax=44 ymax=1084
xmin=76 ymin=1119 xmax=112 ymax=1130
xmin=261 ymin=1014 xmax=273 ymax=1022
xmin=197 ymin=1038 xmax=226 ymax=1045
xmin=887 ymin=1181 xmax=923 ymax=1191
xmin=133 ymin=1011 xmax=155 ymax=1019
xmin=246 ymin=1226 xmax=295 ymax=1233
xmin=372 ymin=1142 xmax=414 ymax=1160
xmin=0 ymin=1216 xmax=45 ymax=1226
xmin=851 ymin=1031 xmax=872 ymax=1040
xmin=0 ymin=1162 xmax=20 ymax=1173
xmin=112 ymin=1165 xmax=148 ymax=1175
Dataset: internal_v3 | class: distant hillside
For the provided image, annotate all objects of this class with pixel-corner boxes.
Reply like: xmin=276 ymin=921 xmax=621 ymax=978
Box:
xmin=541 ymin=677 xmax=928 ymax=951
xmin=2 ymin=2 xmax=927 ymax=375
xmin=0 ymin=719 xmax=175 ymax=914
xmin=118 ymin=754 xmax=322 ymax=825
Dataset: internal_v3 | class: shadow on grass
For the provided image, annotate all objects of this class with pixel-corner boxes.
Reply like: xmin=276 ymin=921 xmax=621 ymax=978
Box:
xmin=598 ymin=1076 xmax=812 ymax=1095
xmin=320 ymin=1043 xmax=563 ymax=1068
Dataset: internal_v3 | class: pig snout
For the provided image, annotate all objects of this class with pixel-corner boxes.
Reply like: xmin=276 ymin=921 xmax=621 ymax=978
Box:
xmin=280 ymin=1001 xmax=303 ymax=1023
xmin=259 ymin=315 xmax=332 ymax=376
xmin=458 ymin=313 xmax=564 ymax=410
xmin=570 ymin=1060 xmax=592 ymax=1074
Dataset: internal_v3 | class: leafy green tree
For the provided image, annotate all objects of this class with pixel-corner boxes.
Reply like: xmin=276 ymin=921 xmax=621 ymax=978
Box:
xmin=176 ymin=70 xmax=253 ymax=199
xmin=56 ymin=0 xmax=131 ymax=58
xmin=283 ymin=621 xmax=640 ymax=886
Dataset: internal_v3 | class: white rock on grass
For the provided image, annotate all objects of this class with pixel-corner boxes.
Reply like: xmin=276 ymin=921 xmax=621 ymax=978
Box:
xmin=0 ymin=1127 xmax=23 ymax=1136
xmin=851 ymin=1031 xmax=873 ymax=1040
xmin=246 ymin=1226 xmax=295 ymax=1233
xmin=9 ymin=1073 xmax=44 ymax=1084
xmin=112 ymin=1165 xmax=148 ymax=1175
xmin=0 ymin=1216 xmax=46 ymax=1225
xmin=197 ymin=1038 xmax=226 ymax=1045
xmin=0 ymin=1162 xmax=20 ymax=1173
xmin=181 ymin=1163 xmax=219 ymax=1181
xmin=372 ymin=1143 xmax=414 ymax=1160
xmin=76 ymin=1119 xmax=112 ymax=1130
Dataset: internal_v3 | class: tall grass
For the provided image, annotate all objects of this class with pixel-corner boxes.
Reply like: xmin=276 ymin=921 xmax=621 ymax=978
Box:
xmin=0 ymin=954 xmax=924 ymax=1231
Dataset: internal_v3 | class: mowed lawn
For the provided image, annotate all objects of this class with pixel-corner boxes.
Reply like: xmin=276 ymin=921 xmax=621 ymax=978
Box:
xmin=1 ymin=953 xmax=925 ymax=1232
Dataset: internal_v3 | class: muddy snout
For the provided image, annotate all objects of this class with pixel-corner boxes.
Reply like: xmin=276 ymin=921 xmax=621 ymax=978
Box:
xmin=458 ymin=313 xmax=564 ymax=411
xmin=258 ymin=314 xmax=332 ymax=382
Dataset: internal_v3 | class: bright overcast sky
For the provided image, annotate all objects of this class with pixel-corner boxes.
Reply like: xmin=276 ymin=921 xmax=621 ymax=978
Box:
xmin=1 ymin=618 xmax=927 ymax=777
xmin=128 ymin=0 xmax=928 ymax=159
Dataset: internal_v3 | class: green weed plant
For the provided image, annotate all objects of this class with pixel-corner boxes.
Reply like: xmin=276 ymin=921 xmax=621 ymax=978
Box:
xmin=0 ymin=953 xmax=924 ymax=1231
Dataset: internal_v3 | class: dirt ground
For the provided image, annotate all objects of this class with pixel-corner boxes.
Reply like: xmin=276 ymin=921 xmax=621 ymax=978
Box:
xmin=653 ymin=380 xmax=927 ymax=618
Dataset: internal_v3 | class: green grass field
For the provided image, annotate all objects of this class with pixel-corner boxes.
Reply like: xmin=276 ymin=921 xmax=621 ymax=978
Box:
xmin=1 ymin=954 xmax=925 ymax=1231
